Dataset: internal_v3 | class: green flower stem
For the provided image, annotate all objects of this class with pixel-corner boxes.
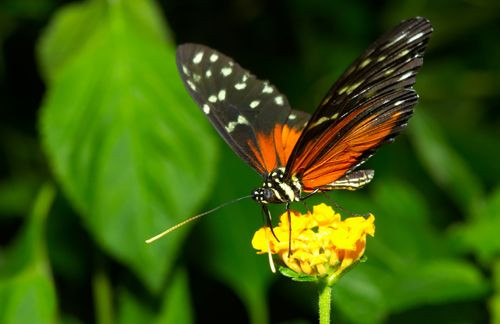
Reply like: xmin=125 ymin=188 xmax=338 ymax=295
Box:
xmin=319 ymin=282 xmax=333 ymax=324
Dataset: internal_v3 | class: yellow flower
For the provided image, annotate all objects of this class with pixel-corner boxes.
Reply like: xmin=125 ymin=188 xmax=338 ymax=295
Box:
xmin=252 ymin=203 xmax=375 ymax=279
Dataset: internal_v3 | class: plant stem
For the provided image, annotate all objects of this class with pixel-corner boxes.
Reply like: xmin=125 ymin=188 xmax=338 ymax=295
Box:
xmin=93 ymin=264 xmax=113 ymax=324
xmin=319 ymin=282 xmax=333 ymax=324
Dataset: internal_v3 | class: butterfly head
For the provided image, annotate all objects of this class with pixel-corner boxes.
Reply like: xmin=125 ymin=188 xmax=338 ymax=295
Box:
xmin=252 ymin=187 xmax=274 ymax=204
xmin=251 ymin=168 xmax=302 ymax=204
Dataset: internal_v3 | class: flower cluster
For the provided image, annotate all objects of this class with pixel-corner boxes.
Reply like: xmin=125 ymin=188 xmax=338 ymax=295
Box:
xmin=252 ymin=204 xmax=375 ymax=278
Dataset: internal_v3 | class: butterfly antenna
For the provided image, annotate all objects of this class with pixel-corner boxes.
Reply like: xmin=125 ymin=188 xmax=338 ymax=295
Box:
xmin=145 ymin=195 xmax=252 ymax=244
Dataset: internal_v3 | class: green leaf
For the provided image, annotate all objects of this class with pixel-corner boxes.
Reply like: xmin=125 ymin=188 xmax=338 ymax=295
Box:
xmin=409 ymin=111 xmax=484 ymax=216
xmin=330 ymin=179 xmax=488 ymax=314
xmin=334 ymin=270 xmax=387 ymax=324
xmin=37 ymin=0 xmax=170 ymax=82
xmin=370 ymin=179 xmax=443 ymax=265
xmin=0 ymin=178 xmax=39 ymax=217
xmin=278 ymin=266 xmax=317 ymax=282
xmin=116 ymin=289 xmax=154 ymax=324
xmin=38 ymin=0 xmax=218 ymax=291
xmin=387 ymin=259 xmax=489 ymax=311
xmin=370 ymin=181 xmax=488 ymax=310
xmin=454 ymin=186 xmax=500 ymax=263
xmin=115 ymin=268 xmax=193 ymax=324
xmin=36 ymin=0 xmax=103 ymax=82
xmin=155 ymin=268 xmax=193 ymax=324
xmin=0 ymin=183 xmax=58 ymax=324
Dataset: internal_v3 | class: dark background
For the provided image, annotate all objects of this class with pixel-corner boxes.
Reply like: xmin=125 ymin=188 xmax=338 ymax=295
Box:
xmin=1 ymin=0 xmax=499 ymax=323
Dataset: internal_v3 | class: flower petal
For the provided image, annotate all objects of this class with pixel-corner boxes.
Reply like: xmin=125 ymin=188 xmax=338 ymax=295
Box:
xmin=252 ymin=204 xmax=375 ymax=277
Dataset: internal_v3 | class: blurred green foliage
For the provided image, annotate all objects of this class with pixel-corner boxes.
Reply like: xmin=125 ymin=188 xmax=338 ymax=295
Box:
xmin=0 ymin=0 xmax=499 ymax=323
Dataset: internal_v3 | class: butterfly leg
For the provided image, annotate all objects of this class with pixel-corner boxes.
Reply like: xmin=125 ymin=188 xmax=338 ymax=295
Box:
xmin=262 ymin=204 xmax=280 ymax=242
xmin=321 ymin=191 xmax=370 ymax=217
xmin=320 ymin=191 xmax=352 ymax=215
xmin=300 ymin=188 xmax=320 ymax=201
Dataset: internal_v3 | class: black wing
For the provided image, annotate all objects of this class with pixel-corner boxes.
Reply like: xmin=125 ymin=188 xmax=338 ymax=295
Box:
xmin=176 ymin=44 xmax=310 ymax=176
xmin=286 ymin=17 xmax=433 ymax=186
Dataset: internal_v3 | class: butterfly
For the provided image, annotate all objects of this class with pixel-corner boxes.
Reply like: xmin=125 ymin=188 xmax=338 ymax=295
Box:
xmin=146 ymin=17 xmax=432 ymax=249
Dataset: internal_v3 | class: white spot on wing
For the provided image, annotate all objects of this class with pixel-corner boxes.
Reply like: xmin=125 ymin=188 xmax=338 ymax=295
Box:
xmin=208 ymin=95 xmax=217 ymax=103
xmin=338 ymin=86 xmax=348 ymax=95
xmin=249 ymin=100 xmax=260 ymax=109
xmin=221 ymin=67 xmax=232 ymax=76
xmin=398 ymin=49 xmax=410 ymax=58
xmin=225 ymin=123 xmax=236 ymax=133
xmin=384 ymin=33 xmax=407 ymax=49
xmin=274 ymin=96 xmax=284 ymax=106
xmin=310 ymin=116 xmax=330 ymax=128
xmin=394 ymin=100 xmax=404 ymax=106
xmin=408 ymin=32 xmax=424 ymax=43
xmin=398 ymin=71 xmax=413 ymax=81
xmin=193 ymin=52 xmax=204 ymax=64
xmin=203 ymin=104 xmax=210 ymax=114
xmin=289 ymin=114 xmax=296 ymax=120
xmin=192 ymin=73 xmax=201 ymax=82
xmin=359 ymin=58 xmax=371 ymax=69
xmin=345 ymin=66 xmax=355 ymax=76
xmin=393 ymin=33 xmax=406 ymax=43
xmin=346 ymin=80 xmax=363 ymax=95
xmin=206 ymin=70 xmax=212 ymax=78
xmin=237 ymin=115 xmax=249 ymax=125
xmin=225 ymin=115 xmax=249 ymax=133
xmin=384 ymin=68 xmax=395 ymax=76
xmin=210 ymin=53 xmax=219 ymax=62
xmin=262 ymin=83 xmax=273 ymax=93
xmin=322 ymin=93 xmax=332 ymax=105
xmin=187 ymin=80 xmax=196 ymax=91
xmin=218 ymin=89 xmax=226 ymax=101
xmin=234 ymin=82 xmax=247 ymax=90
xmin=182 ymin=65 xmax=190 ymax=76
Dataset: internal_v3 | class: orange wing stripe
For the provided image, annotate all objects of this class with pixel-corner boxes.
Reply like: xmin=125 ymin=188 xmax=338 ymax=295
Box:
xmin=290 ymin=109 xmax=359 ymax=175
xmin=247 ymin=141 xmax=266 ymax=174
xmin=300 ymin=110 xmax=401 ymax=189
xmin=282 ymin=125 xmax=302 ymax=163
xmin=273 ymin=124 xmax=286 ymax=166
xmin=247 ymin=124 xmax=305 ymax=174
